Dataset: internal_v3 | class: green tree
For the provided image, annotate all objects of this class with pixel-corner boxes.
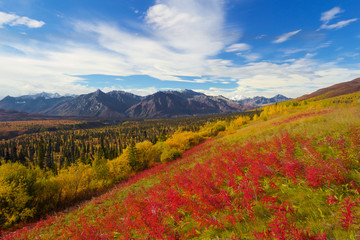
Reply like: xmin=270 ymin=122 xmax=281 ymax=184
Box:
xmin=93 ymin=155 xmax=109 ymax=181
xmin=37 ymin=138 xmax=45 ymax=169
xmin=127 ymin=141 xmax=139 ymax=171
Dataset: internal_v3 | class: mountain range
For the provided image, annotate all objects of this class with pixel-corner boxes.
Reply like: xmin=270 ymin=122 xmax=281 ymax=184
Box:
xmin=1 ymin=76 xmax=360 ymax=120
xmin=0 ymin=89 xmax=290 ymax=119
xmin=235 ymin=94 xmax=290 ymax=107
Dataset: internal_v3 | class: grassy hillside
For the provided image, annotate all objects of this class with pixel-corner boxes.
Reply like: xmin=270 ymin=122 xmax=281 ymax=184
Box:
xmin=3 ymin=91 xmax=360 ymax=239
xmin=296 ymin=77 xmax=360 ymax=101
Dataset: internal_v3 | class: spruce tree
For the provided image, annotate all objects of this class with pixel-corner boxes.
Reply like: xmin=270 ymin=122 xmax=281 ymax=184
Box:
xmin=37 ymin=138 xmax=45 ymax=169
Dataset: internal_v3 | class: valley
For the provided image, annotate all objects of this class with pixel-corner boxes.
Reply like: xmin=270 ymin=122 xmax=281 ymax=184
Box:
xmin=1 ymin=79 xmax=360 ymax=239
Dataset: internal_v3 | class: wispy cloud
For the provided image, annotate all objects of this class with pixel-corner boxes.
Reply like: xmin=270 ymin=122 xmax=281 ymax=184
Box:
xmin=273 ymin=29 xmax=301 ymax=43
xmin=225 ymin=43 xmax=251 ymax=52
xmin=320 ymin=18 xmax=358 ymax=30
xmin=320 ymin=7 xmax=342 ymax=24
xmin=319 ymin=7 xmax=358 ymax=30
xmin=255 ymin=34 xmax=266 ymax=40
xmin=236 ymin=52 xmax=261 ymax=62
xmin=282 ymin=41 xmax=332 ymax=55
xmin=0 ymin=11 xmax=45 ymax=28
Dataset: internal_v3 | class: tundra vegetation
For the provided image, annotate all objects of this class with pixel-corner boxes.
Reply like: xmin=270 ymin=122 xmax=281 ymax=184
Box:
xmin=0 ymin=112 xmax=252 ymax=230
xmin=1 ymin=91 xmax=360 ymax=239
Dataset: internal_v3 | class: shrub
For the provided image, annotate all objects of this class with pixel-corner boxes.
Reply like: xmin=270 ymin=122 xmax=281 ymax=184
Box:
xmin=135 ymin=141 xmax=154 ymax=171
xmin=160 ymin=147 xmax=182 ymax=163
xmin=107 ymin=157 xmax=131 ymax=183
xmin=199 ymin=121 xmax=226 ymax=137
xmin=166 ymin=131 xmax=204 ymax=151
xmin=0 ymin=163 xmax=36 ymax=227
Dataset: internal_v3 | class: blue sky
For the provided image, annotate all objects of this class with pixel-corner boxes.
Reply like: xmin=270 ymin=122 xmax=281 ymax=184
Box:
xmin=0 ymin=0 xmax=359 ymax=99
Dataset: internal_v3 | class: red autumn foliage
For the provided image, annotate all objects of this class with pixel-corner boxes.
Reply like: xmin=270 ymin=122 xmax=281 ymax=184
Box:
xmin=3 ymin=127 xmax=360 ymax=239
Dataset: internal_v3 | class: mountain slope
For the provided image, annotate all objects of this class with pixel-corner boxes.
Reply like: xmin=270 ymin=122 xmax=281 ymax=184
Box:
xmin=44 ymin=90 xmax=142 ymax=117
xmin=0 ymin=108 xmax=58 ymax=121
xmin=126 ymin=90 xmax=244 ymax=118
xmin=0 ymin=93 xmax=73 ymax=114
xmin=236 ymin=94 xmax=291 ymax=108
xmin=297 ymin=77 xmax=360 ymax=101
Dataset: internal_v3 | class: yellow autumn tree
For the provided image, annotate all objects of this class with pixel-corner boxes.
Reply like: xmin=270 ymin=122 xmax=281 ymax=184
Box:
xmin=135 ymin=140 xmax=154 ymax=170
xmin=0 ymin=163 xmax=36 ymax=228
xmin=166 ymin=131 xmax=203 ymax=151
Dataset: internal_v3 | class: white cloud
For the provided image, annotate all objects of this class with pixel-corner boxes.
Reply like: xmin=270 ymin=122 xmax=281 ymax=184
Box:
xmin=273 ymin=29 xmax=302 ymax=43
xmin=237 ymin=52 xmax=261 ymax=62
xmin=0 ymin=11 xmax=45 ymax=28
xmin=10 ymin=16 xmax=45 ymax=28
xmin=255 ymin=34 xmax=266 ymax=40
xmin=226 ymin=43 xmax=260 ymax=62
xmin=103 ymin=86 xmax=158 ymax=96
xmin=226 ymin=43 xmax=251 ymax=52
xmin=320 ymin=7 xmax=343 ymax=24
xmin=71 ymin=0 xmax=238 ymax=83
xmin=1 ymin=38 xmax=360 ymax=99
xmin=145 ymin=0 xmax=230 ymax=55
xmin=201 ymin=54 xmax=360 ymax=98
xmin=320 ymin=18 xmax=358 ymax=30
xmin=0 ymin=11 xmax=17 ymax=27
xmin=282 ymin=41 xmax=332 ymax=55
xmin=319 ymin=7 xmax=358 ymax=30
xmin=0 ymin=0 xmax=233 ymax=98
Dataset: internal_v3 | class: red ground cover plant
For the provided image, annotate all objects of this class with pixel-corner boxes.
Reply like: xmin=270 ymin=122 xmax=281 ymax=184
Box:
xmin=273 ymin=110 xmax=331 ymax=126
xmin=3 ymin=128 xmax=360 ymax=239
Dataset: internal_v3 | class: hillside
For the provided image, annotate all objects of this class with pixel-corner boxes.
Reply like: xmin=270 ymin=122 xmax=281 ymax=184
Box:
xmin=3 ymin=82 xmax=360 ymax=239
xmin=0 ymin=93 xmax=74 ymax=114
xmin=297 ymin=77 xmax=360 ymax=101
xmin=0 ymin=108 xmax=58 ymax=121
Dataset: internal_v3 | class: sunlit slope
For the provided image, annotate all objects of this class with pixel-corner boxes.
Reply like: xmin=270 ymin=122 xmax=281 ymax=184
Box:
xmin=4 ymin=92 xmax=360 ymax=239
xmin=297 ymin=77 xmax=360 ymax=101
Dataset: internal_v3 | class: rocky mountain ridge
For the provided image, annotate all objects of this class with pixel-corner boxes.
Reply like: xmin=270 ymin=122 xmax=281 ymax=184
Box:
xmin=0 ymin=89 xmax=290 ymax=118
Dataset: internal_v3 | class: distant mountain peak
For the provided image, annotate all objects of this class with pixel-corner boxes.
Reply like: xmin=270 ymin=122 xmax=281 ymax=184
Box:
xmin=20 ymin=92 xmax=63 ymax=100
xmin=235 ymin=94 xmax=291 ymax=107
xmin=179 ymin=89 xmax=200 ymax=94
xmin=126 ymin=90 xmax=243 ymax=118
xmin=93 ymin=89 xmax=105 ymax=96
xmin=0 ymin=92 xmax=74 ymax=114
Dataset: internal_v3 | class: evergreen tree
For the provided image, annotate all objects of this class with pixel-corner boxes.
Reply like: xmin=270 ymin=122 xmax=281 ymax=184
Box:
xmin=45 ymin=140 xmax=54 ymax=170
xmin=37 ymin=138 xmax=45 ymax=169
xmin=128 ymin=141 xmax=139 ymax=171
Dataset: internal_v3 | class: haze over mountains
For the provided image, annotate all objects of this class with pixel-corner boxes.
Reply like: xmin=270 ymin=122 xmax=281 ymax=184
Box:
xmin=0 ymin=89 xmax=290 ymax=119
